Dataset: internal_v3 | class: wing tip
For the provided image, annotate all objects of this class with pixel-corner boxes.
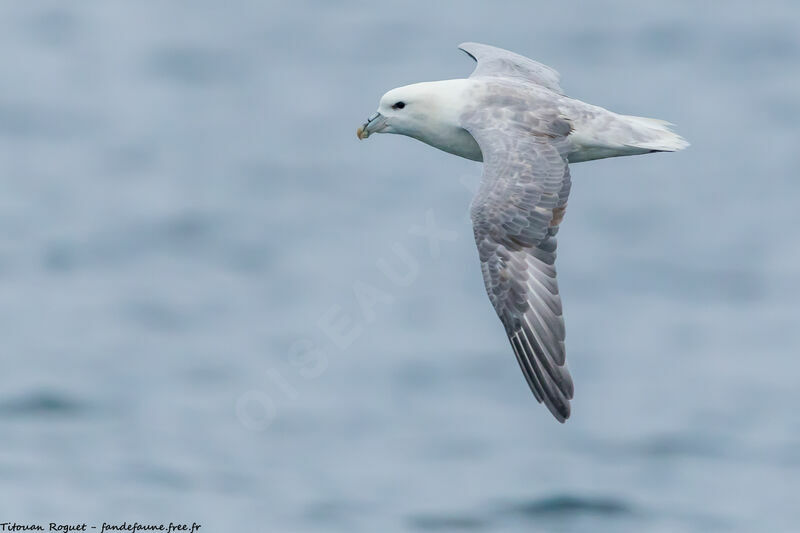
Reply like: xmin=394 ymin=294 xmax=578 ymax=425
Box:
xmin=457 ymin=42 xmax=479 ymax=62
xmin=549 ymin=401 xmax=571 ymax=423
xmin=511 ymin=328 xmax=573 ymax=423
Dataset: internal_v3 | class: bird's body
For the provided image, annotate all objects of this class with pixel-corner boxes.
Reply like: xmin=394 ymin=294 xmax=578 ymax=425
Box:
xmin=358 ymin=43 xmax=688 ymax=422
xmin=364 ymin=77 xmax=687 ymax=163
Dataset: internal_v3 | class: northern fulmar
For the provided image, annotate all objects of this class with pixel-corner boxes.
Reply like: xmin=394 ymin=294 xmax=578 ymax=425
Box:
xmin=357 ymin=42 xmax=688 ymax=422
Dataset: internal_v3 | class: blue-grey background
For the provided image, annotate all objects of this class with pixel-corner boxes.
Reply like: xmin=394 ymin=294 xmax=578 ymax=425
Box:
xmin=1 ymin=1 xmax=798 ymax=531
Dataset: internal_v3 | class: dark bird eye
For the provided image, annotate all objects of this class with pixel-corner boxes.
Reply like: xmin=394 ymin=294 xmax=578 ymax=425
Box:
xmin=392 ymin=101 xmax=405 ymax=110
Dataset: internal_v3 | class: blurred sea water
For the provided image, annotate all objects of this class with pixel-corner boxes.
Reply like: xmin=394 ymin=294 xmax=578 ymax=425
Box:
xmin=0 ymin=1 xmax=799 ymax=531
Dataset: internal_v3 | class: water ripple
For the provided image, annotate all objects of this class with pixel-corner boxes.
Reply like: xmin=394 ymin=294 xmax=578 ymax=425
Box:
xmin=504 ymin=494 xmax=637 ymax=518
xmin=0 ymin=391 xmax=87 ymax=418
xmin=407 ymin=514 xmax=487 ymax=531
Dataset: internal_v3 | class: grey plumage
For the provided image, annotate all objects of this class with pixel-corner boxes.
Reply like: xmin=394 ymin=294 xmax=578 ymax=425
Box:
xmin=460 ymin=71 xmax=575 ymax=421
xmin=459 ymin=42 xmax=564 ymax=94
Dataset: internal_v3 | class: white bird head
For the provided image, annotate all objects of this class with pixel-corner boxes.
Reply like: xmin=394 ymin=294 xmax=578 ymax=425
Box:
xmin=357 ymin=79 xmax=483 ymax=161
xmin=357 ymin=82 xmax=441 ymax=140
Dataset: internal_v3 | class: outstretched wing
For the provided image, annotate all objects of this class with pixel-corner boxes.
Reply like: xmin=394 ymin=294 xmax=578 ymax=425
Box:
xmin=462 ymin=94 xmax=574 ymax=422
xmin=459 ymin=42 xmax=563 ymax=94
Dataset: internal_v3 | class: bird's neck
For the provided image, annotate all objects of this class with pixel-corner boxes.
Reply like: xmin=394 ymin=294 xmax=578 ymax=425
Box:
xmin=405 ymin=79 xmax=483 ymax=161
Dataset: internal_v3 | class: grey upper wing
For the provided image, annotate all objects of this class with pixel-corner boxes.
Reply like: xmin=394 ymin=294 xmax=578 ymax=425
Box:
xmin=462 ymin=99 xmax=574 ymax=422
xmin=459 ymin=42 xmax=563 ymax=94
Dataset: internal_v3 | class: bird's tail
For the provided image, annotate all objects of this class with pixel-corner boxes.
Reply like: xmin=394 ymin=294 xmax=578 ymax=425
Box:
xmin=617 ymin=114 xmax=690 ymax=153
xmin=567 ymin=106 xmax=689 ymax=163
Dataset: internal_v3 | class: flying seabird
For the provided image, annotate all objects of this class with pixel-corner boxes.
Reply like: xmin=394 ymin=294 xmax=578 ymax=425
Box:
xmin=357 ymin=42 xmax=688 ymax=422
